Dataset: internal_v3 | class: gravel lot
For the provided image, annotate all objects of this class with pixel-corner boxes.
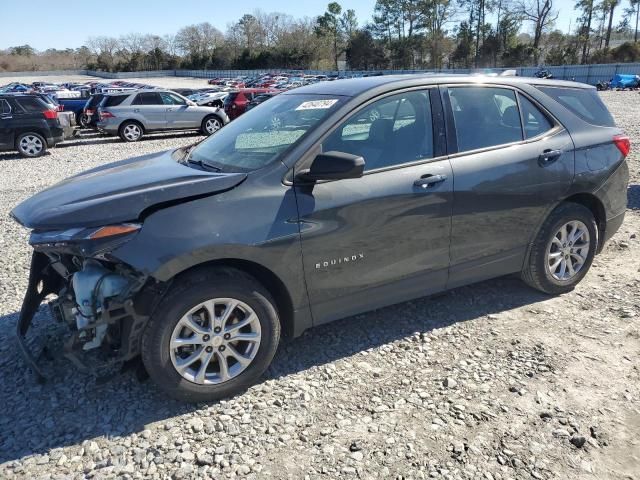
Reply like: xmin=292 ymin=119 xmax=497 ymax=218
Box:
xmin=0 ymin=77 xmax=638 ymax=480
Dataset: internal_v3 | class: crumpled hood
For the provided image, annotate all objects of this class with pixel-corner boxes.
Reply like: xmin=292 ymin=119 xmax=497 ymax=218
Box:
xmin=11 ymin=149 xmax=246 ymax=231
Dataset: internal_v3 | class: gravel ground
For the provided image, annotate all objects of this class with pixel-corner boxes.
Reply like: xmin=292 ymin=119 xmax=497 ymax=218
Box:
xmin=0 ymin=83 xmax=638 ymax=480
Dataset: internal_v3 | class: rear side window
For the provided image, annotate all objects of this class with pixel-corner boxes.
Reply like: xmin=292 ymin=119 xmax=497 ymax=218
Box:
xmin=518 ymin=94 xmax=554 ymax=139
xmin=132 ymin=92 xmax=162 ymax=105
xmin=448 ymin=87 xmax=523 ymax=152
xmin=103 ymin=95 xmax=128 ymax=107
xmin=0 ymin=99 xmax=11 ymax=115
xmin=536 ymin=86 xmax=615 ymax=127
xmin=15 ymin=97 xmax=47 ymax=113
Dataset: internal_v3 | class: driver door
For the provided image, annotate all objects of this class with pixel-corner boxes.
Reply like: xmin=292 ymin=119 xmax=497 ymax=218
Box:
xmin=295 ymin=89 xmax=453 ymax=325
xmin=162 ymin=92 xmax=197 ymax=130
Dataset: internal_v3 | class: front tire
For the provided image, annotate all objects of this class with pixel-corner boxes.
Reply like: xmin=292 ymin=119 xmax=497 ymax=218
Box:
xmin=119 ymin=121 xmax=144 ymax=142
xmin=522 ymin=203 xmax=597 ymax=294
xmin=141 ymin=268 xmax=280 ymax=402
xmin=201 ymin=115 xmax=222 ymax=136
xmin=16 ymin=132 xmax=47 ymax=158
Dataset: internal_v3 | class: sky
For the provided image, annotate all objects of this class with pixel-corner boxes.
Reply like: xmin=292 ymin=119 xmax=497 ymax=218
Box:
xmin=0 ymin=0 xmax=630 ymax=51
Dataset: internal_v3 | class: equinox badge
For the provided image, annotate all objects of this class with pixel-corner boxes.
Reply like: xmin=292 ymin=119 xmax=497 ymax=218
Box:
xmin=315 ymin=253 xmax=365 ymax=269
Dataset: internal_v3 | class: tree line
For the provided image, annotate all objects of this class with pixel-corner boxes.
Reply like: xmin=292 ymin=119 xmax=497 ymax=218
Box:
xmin=1 ymin=0 xmax=640 ymax=73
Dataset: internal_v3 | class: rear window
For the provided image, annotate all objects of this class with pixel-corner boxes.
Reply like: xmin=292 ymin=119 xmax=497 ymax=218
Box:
xmin=15 ymin=97 xmax=47 ymax=113
xmin=87 ymin=95 xmax=104 ymax=109
xmin=536 ymin=86 xmax=615 ymax=127
xmin=224 ymin=92 xmax=239 ymax=106
xmin=103 ymin=95 xmax=128 ymax=107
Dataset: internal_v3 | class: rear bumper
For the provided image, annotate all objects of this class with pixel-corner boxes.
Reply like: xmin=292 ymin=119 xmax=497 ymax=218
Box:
xmin=96 ymin=122 xmax=119 ymax=135
xmin=594 ymin=159 xmax=629 ymax=251
xmin=602 ymin=211 xmax=625 ymax=247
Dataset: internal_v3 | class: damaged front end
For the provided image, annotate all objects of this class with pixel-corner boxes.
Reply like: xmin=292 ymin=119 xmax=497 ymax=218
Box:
xmin=17 ymin=224 xmax=165 ymax=381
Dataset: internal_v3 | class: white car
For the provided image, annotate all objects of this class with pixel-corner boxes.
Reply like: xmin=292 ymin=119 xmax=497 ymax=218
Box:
xmin=188 ymin=91 xmax=229 ymax=107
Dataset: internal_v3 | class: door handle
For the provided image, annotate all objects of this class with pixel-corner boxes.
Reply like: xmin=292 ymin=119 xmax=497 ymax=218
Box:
xmin=414 ymin=174 xmax=447 ymax=189
xmin=133 ymin=109 xmax=140 ymax=113
xmin=166 ymin=108 xmax=173 ymax=112
xmin=538 ymin=149 xmax=562 ymax=166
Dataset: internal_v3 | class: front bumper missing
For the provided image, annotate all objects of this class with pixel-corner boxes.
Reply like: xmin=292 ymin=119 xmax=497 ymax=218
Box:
xmin=16 ymin=252 xmax=166 ymax=382
xmin=16 ymin=252 xmax=62 ymax=382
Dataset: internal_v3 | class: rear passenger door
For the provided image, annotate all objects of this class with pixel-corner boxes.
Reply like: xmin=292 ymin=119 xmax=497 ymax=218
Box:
xmin=131 ymin=92 xmax=167 ymax=130
xmin=443 ymin=85 xmax=575 ymax=288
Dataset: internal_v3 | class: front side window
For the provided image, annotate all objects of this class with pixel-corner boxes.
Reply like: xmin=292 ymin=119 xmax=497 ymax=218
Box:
xmin=188 ymin=94 xmax=345 ymax=173
xmin=518 ymin=94 xmax=554 ymax=139
xmin=448 ymin=87 xmax=523 ymax=152
xmin=161 ymin=92 xmax=186 ymax=105
xmin=322 ymin=90 xmax=434 ymax=171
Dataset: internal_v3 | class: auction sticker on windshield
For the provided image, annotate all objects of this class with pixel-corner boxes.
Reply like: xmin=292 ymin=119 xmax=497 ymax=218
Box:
xmin=295 ymin=99 xmax=339 ymax=111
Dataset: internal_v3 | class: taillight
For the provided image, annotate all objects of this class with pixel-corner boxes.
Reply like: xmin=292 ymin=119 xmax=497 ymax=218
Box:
xmin=42 ymin=109 xmax=58 ymax=119
xmin=100 ymin=110 xmax=115 ymax=120
xmin=613 ymin=134 xmax=631 ymax=157
xmin=86 ymin=109 xmax=94 ymax=115
xmin=57 ymin=105 xmax=64 ymax=112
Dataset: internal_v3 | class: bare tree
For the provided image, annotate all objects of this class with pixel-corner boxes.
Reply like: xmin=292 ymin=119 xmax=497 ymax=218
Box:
xmin=516 ymin=0 xmax=558 ymax=63
xmin=604 ymin=0 xmax=620 ymax=47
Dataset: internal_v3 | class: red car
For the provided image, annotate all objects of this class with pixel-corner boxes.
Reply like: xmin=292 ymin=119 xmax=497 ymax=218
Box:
xmin=224 ymin=88 xmax=276 ymax=120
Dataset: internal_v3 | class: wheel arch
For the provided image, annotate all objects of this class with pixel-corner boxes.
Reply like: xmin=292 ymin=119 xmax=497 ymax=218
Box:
xmin=14 ymin=128 xmax=48 ymax=145
xmin=523 ymin=192 xmax=607 ymax=271
xmin=170 ymin=259 xmax=296 ymax=338
xmin=561 ymin=193 xmax=606 ymax=253
xmin=119 ymin=119 xmax=145 ymax=133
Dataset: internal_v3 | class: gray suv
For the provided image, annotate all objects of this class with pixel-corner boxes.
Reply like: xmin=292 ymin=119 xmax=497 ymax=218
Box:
xmin=12 ymin=75 xmax=629 ymax=402
xmin=97 ymin=89 xmax=229 ymax=142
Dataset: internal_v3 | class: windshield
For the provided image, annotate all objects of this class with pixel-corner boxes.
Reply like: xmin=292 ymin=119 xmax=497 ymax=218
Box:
xmin=189 ymin=94 xmax=346 ymax=172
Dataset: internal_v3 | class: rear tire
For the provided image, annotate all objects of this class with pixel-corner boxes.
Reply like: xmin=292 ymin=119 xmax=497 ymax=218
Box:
xmin=141 ymin=268 xmax=280 ymax=403
xmin=78 ymin=112 xmax=90 ymax=128
xmin=522 ymin=203 xmax=597 ymax=294
xmin=16 ymin=132 xmax=47 ymax=158
xmin=119 ymin=121 xmax=144 ymax=142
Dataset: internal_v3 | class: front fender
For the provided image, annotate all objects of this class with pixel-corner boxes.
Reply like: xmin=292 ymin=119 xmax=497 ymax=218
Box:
xmin=111 ymin=171 xmax=308 ymax=311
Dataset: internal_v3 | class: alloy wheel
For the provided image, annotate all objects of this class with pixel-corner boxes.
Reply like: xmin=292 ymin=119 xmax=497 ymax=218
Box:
xmin=123 ymin=124 xmax=142 ymax=141
xmin=205 ymin=118 xmax=221 ymax=134
xmin=545 ymin=220 xmax=590 ymax=281
xmin=169 ymin=298 xmax=262 ymax=385
xmin=19 ymin=135 xmax=43 ymax=156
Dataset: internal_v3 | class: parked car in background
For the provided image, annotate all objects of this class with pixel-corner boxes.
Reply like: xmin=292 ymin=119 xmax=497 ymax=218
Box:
xmin=82 ymin=93 xmax=105 ymax=129
xmin=97 ymin=89 xmax=229 ymax=142
xmin=189 ymin=91 xmax=229 ymax=108
xmin=56 ymin=96 xmax=90 ymax=127
xmin=224 ymin=88 xmax=276 ymax=120
xmin=245 ymin=92 xmax=279 ymax=111
xmin=171 ymin=88 xmax=199 ymax=98
xmin=0 ymin=94 xmax=64 ymax=157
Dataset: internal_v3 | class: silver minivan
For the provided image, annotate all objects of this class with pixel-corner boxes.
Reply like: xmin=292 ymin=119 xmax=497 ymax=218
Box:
xmin=97 ymin=90 xmax=229 ymax=142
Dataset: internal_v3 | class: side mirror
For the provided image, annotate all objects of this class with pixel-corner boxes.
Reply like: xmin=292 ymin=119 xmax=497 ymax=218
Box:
xmin=297 ymin=151 xmax=365 ymax=182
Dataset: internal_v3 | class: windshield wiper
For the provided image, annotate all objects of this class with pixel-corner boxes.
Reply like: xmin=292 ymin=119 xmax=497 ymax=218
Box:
xmin=187 ymin=158 xmax=222 ymax=172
